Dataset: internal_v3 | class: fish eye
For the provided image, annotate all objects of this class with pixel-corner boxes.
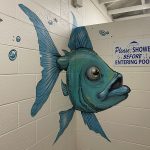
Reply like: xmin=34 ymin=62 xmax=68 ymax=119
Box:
xmin=86 ymin=66 xmax=101 ymax=81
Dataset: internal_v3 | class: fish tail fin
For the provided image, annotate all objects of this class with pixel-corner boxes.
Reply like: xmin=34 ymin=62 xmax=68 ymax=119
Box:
xmin=19 ymin=4 xmax=61 ymax=117
xmin=31 ymin=45 xmax=61 ymax=117
xmin=31 ymin=43 xmax=61 ymax=117
xmin=54 ymin=108 xmax=75 ymax=144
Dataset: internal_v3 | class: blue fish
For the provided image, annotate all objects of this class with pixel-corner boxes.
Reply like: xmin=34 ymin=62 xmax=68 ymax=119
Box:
xmin=19 ymin=4 xmax=131 ymax=143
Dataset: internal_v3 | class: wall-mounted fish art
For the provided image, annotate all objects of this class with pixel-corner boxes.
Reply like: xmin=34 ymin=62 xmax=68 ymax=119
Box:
xmin=19 ymin=4 xmax=131 ymax=144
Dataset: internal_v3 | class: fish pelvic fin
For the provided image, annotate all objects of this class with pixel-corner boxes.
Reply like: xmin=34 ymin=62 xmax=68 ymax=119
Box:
xmin=81 ymin=112 xmax=111 ymax=142
xmin=61 ymin=80 xmax=69 ymax=96
xmin=54 ymin=108 xmax=75 ymax=144
xmin=19 ymin=4 xmax=61 ymax=117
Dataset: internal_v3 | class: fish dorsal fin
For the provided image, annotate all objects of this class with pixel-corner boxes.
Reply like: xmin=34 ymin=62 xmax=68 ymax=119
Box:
xmin=54 ymin=108 xmax=75 ymax=143
xmin=61 ymin=80 xmax=69 ymax=96
xmin=81 ymin=112 xmax=110 ymax=142
xmin=68 ymin=26 xmax=93 ymax=50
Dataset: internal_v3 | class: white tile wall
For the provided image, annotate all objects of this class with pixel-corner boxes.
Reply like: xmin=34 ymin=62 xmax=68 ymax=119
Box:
xmin=119 ymin=90 xmax=150 ymax=109
xmin=18 ymin=48 xmax=41 ymax=74
xmin=0 ymin=0 xmax=110 ymax=150
xmin=0 ymin=103 xmax=18 ymax=136
xmin=50 ymin=91 xmax=72 ymax=112
xmin=0 ymin=0 xmax=17 ymax=18
xmin=103 ymin=122 xmax=150 ymax=146
xmin=13 ymin=22 xmax=39 ymax=50
xmin=33 ymin=0 xmax=61 ymax=16
xmin=0 ymin=13 xmax=16 ymax=45
xmin=77 ymin=132 xmax=150 ymax=150
xmin=0 ymin=75 xmax=36 ymax=105
xmin=60 ymin=0 xmax=69 ymax=22
xmin=82 ymin=0 xmax=109 ymax=26
xmin=99 ymin=106 xmax=150 ymax=128
xmin=76 ymin=112 xmax=150 ymax=146
xmin=0 ymin=12 xmax=39 ymax=49
xmin=47 ymin=17 xmax=71 ymax=38
xmin=27 ymin=136 xmax=53 ymax=150
xmin=0 ymin=122 xmax=36 ymax=150
xmin=36 ymin=111 xmax=76 ymax=145
xmin=18 ymin=98 xmax=50 ymax=127
xmin=0 ymin=44 xmax=18 ymax=74
xmin=123 ymin=72 xmax=150 ymax=90
xmin=36 ymin=114 xmax=58 ymax=142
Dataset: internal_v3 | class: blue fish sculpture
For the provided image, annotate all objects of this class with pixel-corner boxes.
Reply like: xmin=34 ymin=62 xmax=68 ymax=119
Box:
xmin=19 ymin=4 xmax=131 ymax=143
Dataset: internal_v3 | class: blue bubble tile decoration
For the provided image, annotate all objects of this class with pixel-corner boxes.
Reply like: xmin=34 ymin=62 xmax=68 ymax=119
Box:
xmin=48 ymin=18 xmax=58 ymax=26
xmin=16 ymin=36 xmax=21 ymax=42
xmin=8 ymin=49 xmax=17 ymax=61
xmin=48 ymin=20 xmax=53 ymax=25
xmin=99 ymin=30 xmax=109 ymax=36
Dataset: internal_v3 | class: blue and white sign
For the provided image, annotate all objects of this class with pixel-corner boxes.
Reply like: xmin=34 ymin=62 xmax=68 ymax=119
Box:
xmin=113 ymin=39 xmax=150 ymax=66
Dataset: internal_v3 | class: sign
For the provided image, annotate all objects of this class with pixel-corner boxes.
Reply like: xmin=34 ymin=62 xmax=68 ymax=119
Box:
xmin=113 ymin=39 xmax=150 ymax=66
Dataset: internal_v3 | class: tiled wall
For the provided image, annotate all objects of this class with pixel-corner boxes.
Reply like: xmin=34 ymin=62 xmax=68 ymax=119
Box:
xmin=77 ymin=17 xmax=150 ymax=150
xmin=0 ymin=0 xmax=109 ymax=150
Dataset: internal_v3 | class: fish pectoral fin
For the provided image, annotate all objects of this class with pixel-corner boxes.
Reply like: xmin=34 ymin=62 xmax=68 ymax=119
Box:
xmin=54 ymin=108 xmax=75 ymax=144
xmin=81 ymin=112 xmax=110 ymax=142
xmin=61 ymin=80 xmax=69 ymax=96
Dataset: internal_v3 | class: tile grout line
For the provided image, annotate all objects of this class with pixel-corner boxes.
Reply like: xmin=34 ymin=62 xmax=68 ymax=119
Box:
xmin=17 ymin=102 xmax=19 ymax=128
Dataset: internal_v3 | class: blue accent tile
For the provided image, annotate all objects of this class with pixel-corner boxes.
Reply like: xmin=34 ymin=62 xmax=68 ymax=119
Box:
xmin=16 ymin=36 xmax=21 ymax=42
xmin=8 ymin=49 xmax=17 ymax=61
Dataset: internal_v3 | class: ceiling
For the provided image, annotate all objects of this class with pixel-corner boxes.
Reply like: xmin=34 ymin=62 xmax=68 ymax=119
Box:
xmin=99 ymin=0 xmax=150 ymax=21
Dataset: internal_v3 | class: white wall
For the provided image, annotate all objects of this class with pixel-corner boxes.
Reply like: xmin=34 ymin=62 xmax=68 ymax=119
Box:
xmin=0 ymin=0 xmax=108 ymax=150
xmin=77 ymin=17 xmax=150 ymax=150
xmin=83 ymin=0 xmax=110 ymax=25
xmin=83 ymin=0 xmax=112 ymax=25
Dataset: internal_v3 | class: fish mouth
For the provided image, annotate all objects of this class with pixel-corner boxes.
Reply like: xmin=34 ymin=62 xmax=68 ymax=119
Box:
xmin=97 ymin=74 xmax=131 ymax=101
xmin=108 ymin=75 xmax=130 ymax=97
